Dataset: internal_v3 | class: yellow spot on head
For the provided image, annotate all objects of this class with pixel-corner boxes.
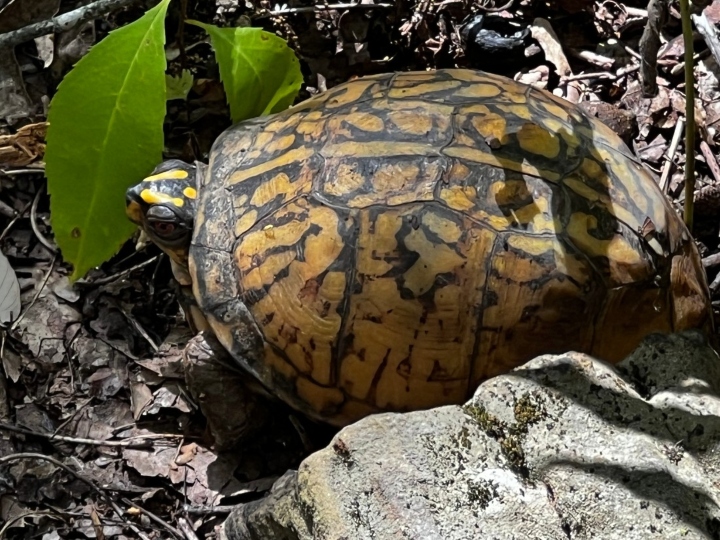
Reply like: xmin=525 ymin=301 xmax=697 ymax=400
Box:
xmin=140 ymin=189 xmax=184 ymax=207
xmin=183 ymin=187 xmax=197 ymax=199
xmin=144 ymin=169 xmax=189 ymax=182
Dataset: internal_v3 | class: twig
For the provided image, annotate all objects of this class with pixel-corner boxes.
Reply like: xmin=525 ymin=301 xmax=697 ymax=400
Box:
xmin=709 ymin=269 xmax=720 ymax=293
xmin=0 ymin=453 xmax=152 ymax=540
xmin=63 ymin=324 xmax=82 ymax=390
xmin=30 ymin=182 xmax=57 ymax=253
xmin=0 ymin=199 xmax=32 ymax=243
xmin=9 ymin=253 xmax=56 ymax=332
xmin=621 ymin=42 xmax=643 ymax=60
xmin=121 ymin=497 xmax=184 ymax=539
xmin=639 ymin=0 xmax=668 ymax=97
xmin=680 ymin=0 xmax=696 ymax=229
xmin=0 ymin=167 xmax=45 ymax=176
xmin=693 ymin=11 xmax=720 ymax=68
xmin=182 ymin=504 xmax=236 ymax=516
xmin=477 ymin=0 xmax=515 ymax=12
xmin=0 ymin=0 xmax=146 ymax=48
xmin=0 ymin=199 xmax=16 ymax=219
xmin=702 ymin=252 xmax=720 ymax=269
xmin=670 ymin=49 xmax=710 ymax=76
xmin=626 ymin=7 xmax=649 ymax=18
xmin=660 ymin=117 xmax=685 ymax=192
xmin=177 ymin=517 xmax=201 ymax=540
xmin=177 ymin=0 xmax=188 ymax=67
xmin=568 ymin=48 xmax=615 ymax=69
xmin=120 ymin=306 xmax=160 ymax=351
xmin=74 ymin=254 xmax=159 ymax=287
xmin=261 ymin=2 xmax=392 ymax=16
xmin=52 ymin=397 xmax=93 ymax=435
xmin=562 ymin=71 xmax=616 ymax=82
xmin=700 ymin=140 xmax=720 ymax=183
xmin=0 ymin=511 xmax=67 ymax=537
xmin=560 ymin=64 xmax=639 ymax=83
xmin=0 ymin=421 xmax=154 ymax=448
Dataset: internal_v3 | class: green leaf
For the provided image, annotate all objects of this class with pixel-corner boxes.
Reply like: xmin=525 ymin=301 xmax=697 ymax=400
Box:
xmin=187 ymin=21 xmax=302 ymax=122
xmin=166 ymin=69 xmax=194 ymax=100
xmin=45 ymin=0 xmax=171 ymax=281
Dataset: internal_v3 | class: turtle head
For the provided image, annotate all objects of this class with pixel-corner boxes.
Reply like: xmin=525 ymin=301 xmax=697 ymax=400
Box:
xmin=125 ymin=159 xmax=201 ymax=268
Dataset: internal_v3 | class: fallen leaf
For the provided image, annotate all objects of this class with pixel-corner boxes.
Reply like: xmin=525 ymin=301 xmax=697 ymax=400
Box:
xmin=530 ymin=18 xmax=571 ymax=77
xmin=176 ymin=442 xmax=198 ymax=465
xmin=0 ymin=122 xmax=47 ymax=167
xmin=129 ymin=380 xmax=153 ymax=420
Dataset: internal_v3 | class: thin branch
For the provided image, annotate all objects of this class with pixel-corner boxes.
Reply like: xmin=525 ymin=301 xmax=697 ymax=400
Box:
xmin=182 ymin=504 xmax=235 ymax=516
xmin=0 ymin=0 xmax=147 ymax=48
xmin=693 ymin=11 xmax=720 ymax=72
xmin=0 ymin=511 xmax=67 ymax=537
xmin=0 ymin=199 xmax=33 ymax=243
xmin=177 ymin=517 xmax=200 ymax=540
xmin=702 ymin=252 xmax=720 ymax=269
xmin=258 ymin=2 xmax=393 ymax=17
xmin=560 ymin=64 xmax=639 ymax=83
xmin=30 ymin=182 xmax=57 ymax=253
xmin=659 ymin=117 xmax=685 ymax=192
xmin=9 ymin=253 xmax=56 ymax=332
xmin=121 ymin=497 xmax=184 ymax=539
xmin=120 ymin=305 xmax=160 ymax=351
xmin=626 ymin=7 xmax=649 ymax=18
xmin=0 ymin=421 xmax=155 ymax=448
xmin=0 ymin=453 xmax=152 ymax=540
xmin=74 ymin=254 xmax=159 ymax=287
xmin=700 ymin=140 xmax=720 ymax=183
xmin=680 ymin=0 xmax=696 ymax=229
xmin=639 ymin=0 xmax=668 ymax=97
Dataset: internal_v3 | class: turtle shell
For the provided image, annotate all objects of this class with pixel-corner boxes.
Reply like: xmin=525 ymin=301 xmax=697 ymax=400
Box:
xmin=188 ymin=68 xmax=713 ymax=426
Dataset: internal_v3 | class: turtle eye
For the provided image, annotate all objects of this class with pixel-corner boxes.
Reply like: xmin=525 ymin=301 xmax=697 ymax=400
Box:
xmin=146 ymin=205 xmax=186 ymax=241
xmin=152 ymin=221 xmax=177 ymax=237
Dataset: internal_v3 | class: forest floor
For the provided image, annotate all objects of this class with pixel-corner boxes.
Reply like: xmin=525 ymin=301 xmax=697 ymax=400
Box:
xmin=1 ymin=0 xmax=720 ymax=538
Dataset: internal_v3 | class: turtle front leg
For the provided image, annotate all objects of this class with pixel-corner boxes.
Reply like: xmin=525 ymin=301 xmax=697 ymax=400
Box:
xmin=182 ymin=331 xmax=271 ymax=451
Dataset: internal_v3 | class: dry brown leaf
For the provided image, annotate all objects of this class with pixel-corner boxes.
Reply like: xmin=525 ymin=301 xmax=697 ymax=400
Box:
xmin=530 ymin=18 xmax=571 ymax=77
xmin=129 ymin=380 xmax=153 ymax=419
xmin=145 ymin=383 xmax=193 ymax=415
xmin=176 ymin=442 xmax=198 ymax=465
xmin=635 ymin=134 xmax=668 ymax=164
xmin=124 ymin=446 xmax=176 ymax=478
xmin=0 ymin=122 xmax=47 ymax=167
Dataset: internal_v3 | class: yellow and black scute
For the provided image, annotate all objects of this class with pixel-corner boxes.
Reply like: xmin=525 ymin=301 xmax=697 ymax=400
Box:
xmin=188 ymin=68 xmax=713 ymax=426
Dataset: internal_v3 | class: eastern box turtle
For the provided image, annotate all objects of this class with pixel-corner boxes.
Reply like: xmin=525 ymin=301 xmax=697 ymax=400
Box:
xmin=126 ymin=68 xmax=713 ymax=427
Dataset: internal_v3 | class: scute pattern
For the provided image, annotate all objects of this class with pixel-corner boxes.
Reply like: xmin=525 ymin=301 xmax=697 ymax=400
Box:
xmin=190 ymin=69 xmax=712 ymax=425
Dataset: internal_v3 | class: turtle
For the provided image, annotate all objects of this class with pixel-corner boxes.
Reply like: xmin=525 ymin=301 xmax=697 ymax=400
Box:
xmin=125 ymin=68 xmax=714 ymax=429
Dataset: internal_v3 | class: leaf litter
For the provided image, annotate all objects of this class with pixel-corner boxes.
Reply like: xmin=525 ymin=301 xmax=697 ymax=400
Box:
xmin=2 ymin=0 xmax=720 ymax=538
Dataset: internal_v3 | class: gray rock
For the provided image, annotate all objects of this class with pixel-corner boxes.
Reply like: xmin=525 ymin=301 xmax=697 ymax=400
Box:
xmin=222 ymin=331 xmax=720 ymax=540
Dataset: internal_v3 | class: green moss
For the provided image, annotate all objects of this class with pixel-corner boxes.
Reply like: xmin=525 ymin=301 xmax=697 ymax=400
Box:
xmin=463 ymin=395 xmax=543 ymax=479
xmin=513 ymin=393 xmax=546 ymax=433
xmin=500 ymin=434 xmax=527 ymax=474
xmin=463 ymin=403 xmax=507 ymax=438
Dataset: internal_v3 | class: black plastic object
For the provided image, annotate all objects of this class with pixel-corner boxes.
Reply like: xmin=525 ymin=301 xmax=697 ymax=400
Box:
xmin=460 ymin=14 xmax=530 ymax=69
